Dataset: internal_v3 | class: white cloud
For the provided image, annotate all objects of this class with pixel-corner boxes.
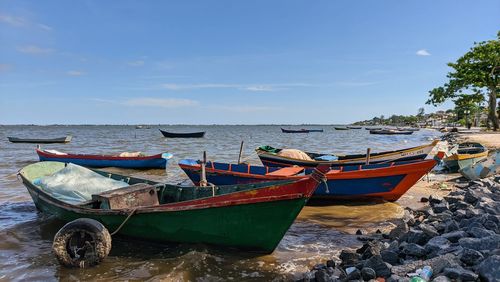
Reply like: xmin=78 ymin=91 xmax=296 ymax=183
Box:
xmin=124 ymin=98 xmax=199 ymax=108
xmin=67 ymin=70 xmax=85 ymax=76
xmin=0 ymin=14 xmax=27 ymax=26
xmin=160 ymin=83 xmax=312 ymax=91
xmin=244 ymin=85 xmax=279 ymax=92
xmin=416 ymin=49 xmax=431 ymax=56
xmin=128 ymin=60 xmax=145 ymax=67
xmin=17 ymin=45 xmax=53 ymax=54
xmin=37 ymin=23 xmax=53 ymax=31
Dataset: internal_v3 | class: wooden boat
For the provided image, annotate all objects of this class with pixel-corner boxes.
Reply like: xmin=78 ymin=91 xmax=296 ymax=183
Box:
xmin=36 ymin=148 xmax=173 ymax=169
xmin=308 ymin=129 xmax=324 ymax=132
xmin=19 ymin=161 xmax=327 ymax=253
xmin=7 ymin=136 xmax=72 ymax=144
xmin=443 ymin=142 xmax=488 ymax=172
xmin=159 ymin=129 xmax=205 ymax=138
xmin=334 ymin=127 xmax=349 ymax=130
xmin=369 ymin=129 xmax=413 ymax=135
xmin=179 ymin=153 xmax=443 ymax=202
xmin=365 ymin=127 xmax=382 ymax=130
xmin=347 ymin=126 xmax=362 ymax=129
xmin=459 ymin=150 xmax=500 ymax=180
xmin=397 ymin=127 xmax=420 ymax=131
xmin=281 ymin=128 xmax=309 ymax=133
xmin=256 ymin=140 xmax=439 ymax=168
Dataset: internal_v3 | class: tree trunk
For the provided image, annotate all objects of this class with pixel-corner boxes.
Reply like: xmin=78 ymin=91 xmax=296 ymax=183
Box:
xmin=488 ymin=89 xmax=499 ymax=131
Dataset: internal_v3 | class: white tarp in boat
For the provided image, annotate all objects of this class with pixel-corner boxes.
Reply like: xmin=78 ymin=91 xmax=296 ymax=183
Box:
xmin=277 ymin=149 xmax=313 ymax=161
xmin=34 ymin=163 xmax=129 ymax=204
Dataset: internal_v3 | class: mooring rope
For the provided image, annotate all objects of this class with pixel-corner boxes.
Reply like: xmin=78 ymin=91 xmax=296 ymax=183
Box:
xmin=110 ymin=208 xmax=138 ymax=236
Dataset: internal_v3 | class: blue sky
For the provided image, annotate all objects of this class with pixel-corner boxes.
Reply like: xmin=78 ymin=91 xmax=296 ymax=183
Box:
xmin=0 ymin=1 xmax=499 ymax=124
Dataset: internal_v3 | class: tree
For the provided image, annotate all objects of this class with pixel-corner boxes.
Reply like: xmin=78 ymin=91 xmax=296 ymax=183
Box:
xmin=427 ymin=32 xmax=500 ymax=130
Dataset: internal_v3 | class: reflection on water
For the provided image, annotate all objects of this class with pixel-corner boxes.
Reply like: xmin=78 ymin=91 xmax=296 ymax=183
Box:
xmin=0 ymin=125 xmax=441 ymax=281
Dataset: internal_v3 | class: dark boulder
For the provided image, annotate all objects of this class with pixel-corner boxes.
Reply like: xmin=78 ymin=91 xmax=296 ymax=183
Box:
xmin=458 ymin=235 xmax=500 ymax=251
xmin=441 ymin=231 xmax=467 ymax=243
xmin=406 ymin=229 xmax=430 ymax=245
xmin=389 ymin=219 xmax=409 ymax=240
xmin=477 ymin=255 xmax=500 ymax=282
xmin=443 ymin=266 xmax=478 ymax=281
xmin=361 ymin=267 xmax=376 ymax=281
xmin=467 ymin=226 xmax=495 ymax=238
xmin=460 ymin=248 xmax=484 ymax=265
xmin=363 ymin=255 xmax=392 ymax=278
xmin=339 ymin=250 xmax=360 ymax=267
xmin=381 ymin=249 xmax=399 ymax=265
xmin=402 ymin=243 xmax=427 ymax=258
xmin=424 ymin=236 xmax=451 ymax=258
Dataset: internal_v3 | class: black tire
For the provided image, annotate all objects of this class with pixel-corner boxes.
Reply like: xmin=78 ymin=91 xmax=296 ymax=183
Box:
xmin=52 ymin=218 xmax=112 ymax=268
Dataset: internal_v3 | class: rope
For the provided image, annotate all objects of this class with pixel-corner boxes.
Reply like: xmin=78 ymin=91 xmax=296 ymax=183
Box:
xmin=322 ymin=179 xmax=330 ymax=194
xmin=110 ymin=208 xmax=137 ymax=236
xmin=238 ymin=150 xmax=259 ymax=163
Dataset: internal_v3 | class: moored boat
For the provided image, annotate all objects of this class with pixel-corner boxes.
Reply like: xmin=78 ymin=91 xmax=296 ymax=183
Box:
xmin=256 ymin=140 xmax=439 ymax=168
xmin=347 ymin=126 xmax=362 ymax=129
xmin=19 ymin=161 xmax=327 ymax=253
xmin=281 ymin=128 xmax=310 ymax=133
xmin=36 ymin=148 xmax=173 ymax=169
xmin=8 ymin=136 xmax=72 ymax=144
xmin=179 ymin=152 xmax=443 ymax=202
xmin=334 ymin=127 xmax=349 ymax=130
xmin=443 ymin=142 xmax=488 ymax=172
xmin=159 ymin=129 xmax=205 ymax=138
xmin=369 ymin=129 xmax=413 ymax=135
xmin=459 ymin=150 xmax=500 ymax=180
xmin=365 ymin=127 xmax=382 ymax=130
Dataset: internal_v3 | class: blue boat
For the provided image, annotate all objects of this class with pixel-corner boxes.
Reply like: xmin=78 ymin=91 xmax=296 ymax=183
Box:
xmin=36 ymin=148 xmax=173 ymax=169
xmin=459 ymin=150 xmax=500 ymax=180
xmin=178 ymin=153 xmax=443 ymax=201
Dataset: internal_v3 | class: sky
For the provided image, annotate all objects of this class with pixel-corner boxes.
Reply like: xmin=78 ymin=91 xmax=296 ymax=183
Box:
xmin=0 ymin=1 xmax=499 ymax=124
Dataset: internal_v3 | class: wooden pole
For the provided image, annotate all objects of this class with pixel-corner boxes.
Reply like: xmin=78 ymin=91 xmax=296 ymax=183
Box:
xmin=365 ymin=148 xmax=371 ymax=165
xmin=200 ymin=151 xmax=207 ymax=187
xmin=237 ymin=141 xmax=244 ymax=164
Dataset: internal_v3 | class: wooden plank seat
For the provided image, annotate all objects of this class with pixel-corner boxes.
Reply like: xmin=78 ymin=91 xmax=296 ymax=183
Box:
xmin=265 ymin=166 xmax=304 ymax=176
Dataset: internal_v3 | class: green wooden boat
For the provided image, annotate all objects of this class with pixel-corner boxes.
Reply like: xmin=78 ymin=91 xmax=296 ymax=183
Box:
xmin=19 ymin=161 xmax=325 ymax=253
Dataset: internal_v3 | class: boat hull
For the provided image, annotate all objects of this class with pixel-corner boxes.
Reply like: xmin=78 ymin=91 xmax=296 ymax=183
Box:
xmin=159 ymin=129 xmax=205 ymax=138
xmin=8 ymin=136 xmax=72 ymax=144
xmin=459 ymin=150 xmax=500 ymax=181
xmin=257 ymin=141 xmax=437 ymax=168
xmin=179 ymin=158 xmax=439 ymax=202
xmin=37 ymin=149 xmax=171 ymax=169
xmin=20 ymin=162 xmax=324 ymax=253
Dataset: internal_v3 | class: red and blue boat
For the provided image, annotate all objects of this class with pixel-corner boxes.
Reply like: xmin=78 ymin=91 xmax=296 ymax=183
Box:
xmin=178 ymin=152 xmax=443 ymax=202
xmin=36 ymin=148 xmax=173 ymax=169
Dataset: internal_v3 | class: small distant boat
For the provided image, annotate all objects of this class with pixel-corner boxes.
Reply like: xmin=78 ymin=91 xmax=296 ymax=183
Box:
xmin=159 ymin=129 xmax=205 ymax=138
xmin=459 ymin=150 xmax=500 ymax=180
xmin=397 ymin=127 xmax=420 ymax=131
xmin=334 ymin=127 xmax=349 ymax=130
xmin=307 ymin=129 xmax=324 ymax=132
xmin=135 ymin=125 xmax=151 ymax=129
xmin=443 ymin=142 xmax=488 ymax=172
xmin=36 ymin=148 xmax=173 ymax=169
xmin=281 ymin=128 xmax=310 ymax=133
xmin=369 ymin=129 xmax=413 ymax=135
xmin=347 ymin=126 xmax=362 ymax=129
xmin=7 ymin=136 xmax=72 ymax=144
xmin=256 ymin=140 xmax=438 ymax=168
xmin=179 ymin=152 xmax=443 ymax=202
xmin=365 ymin=127 xmax=382 ymax=130
xmin=19 ymin=161 xmax=327 ymax=254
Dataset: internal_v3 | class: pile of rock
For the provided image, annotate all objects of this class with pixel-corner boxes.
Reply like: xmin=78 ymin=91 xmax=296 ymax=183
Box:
xmin=297 ymin=175 xmax=500 ymax=282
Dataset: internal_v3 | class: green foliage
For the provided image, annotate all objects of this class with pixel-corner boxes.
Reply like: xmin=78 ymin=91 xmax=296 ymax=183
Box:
xmin=427 ymin=32 xmax=500 ymax=129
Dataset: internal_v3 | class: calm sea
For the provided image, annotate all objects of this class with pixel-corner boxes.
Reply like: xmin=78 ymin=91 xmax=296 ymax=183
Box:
xmin=0 ymin=125 xmax=441 ymax=281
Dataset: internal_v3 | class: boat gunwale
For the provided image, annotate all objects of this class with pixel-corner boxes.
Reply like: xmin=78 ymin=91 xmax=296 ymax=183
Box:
xmin=255 ymin=140 xmax=438 ymax=165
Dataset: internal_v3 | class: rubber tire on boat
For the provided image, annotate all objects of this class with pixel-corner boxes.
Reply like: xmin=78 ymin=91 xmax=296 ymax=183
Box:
xmin=52 ymin=218 xmax=112 ymax=268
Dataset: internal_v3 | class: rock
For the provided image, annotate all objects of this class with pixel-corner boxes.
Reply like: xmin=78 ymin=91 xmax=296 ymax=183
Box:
xmin=345 ymin=268 xmax=361 ymax=280
xmin=458 ymin=235 xmax=500 ymax=251
xmin=440 ymin=219 xmax=459 ymax=233
xmin=356 ymin=229 xmax=363 ymax=235
xmin=444 ymin=195 xmax=463 ymax=204
xmin=391 ymin=253 xmax=458 ymax=277
xmin=381 ymin=250 xmax=399 ymax=265
xmin=464 ymin=190 xmax=480 ymax=204
xmin=314 ymin=269 xmax=329 ymax=282
xmin=467 ymin=226 xmax=495 ymax=238
xmin=389 ymin=219 xmax=409 ymax=240
xmin=443 ymin=266 xmax=478 ymax=281
xmin=406 ymin=229 xmax=430 ymax=245
xmin=420 ymin=197 xmax=429 ymax=203
xmin=424 ymin=236 xmax=451 ymax=258
xmin=326 ymin=260 xmax=335 ymax=268
xmin=363 ymin=255 xmax=392 ymax=278
xmin=477 ymin=255 xmax=500 ymax=282
xmin=340 ymin=250 xmax=361 ymax=268
xmin=419 ymin=223 xmax=440 ymax=237
xmin=483 ymin=220 xmax=498 ymax=232
xmin=460 ymin=248 xmax=484 ymax=265
xmin=403 ymin=209 xmax=416 ymax=226
xmin=313 ymin=263 xmax=327 ymax=270
xmin=361 ymin=267 xmax=376 ymax=281
xmin=357 ymin=241 xmax=382 ymax=260
xmin=402 ymin=243 xmax=427 ymax=258
xmin=429 ymin=195 xmax=444 ymax=204
xmin=432 ymin=275 xmax=451 ymax=282
xmin=432 ymin=202 xmax=449 ymax=213
xmin=441 ymin=231 xmax=467 ymax=243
